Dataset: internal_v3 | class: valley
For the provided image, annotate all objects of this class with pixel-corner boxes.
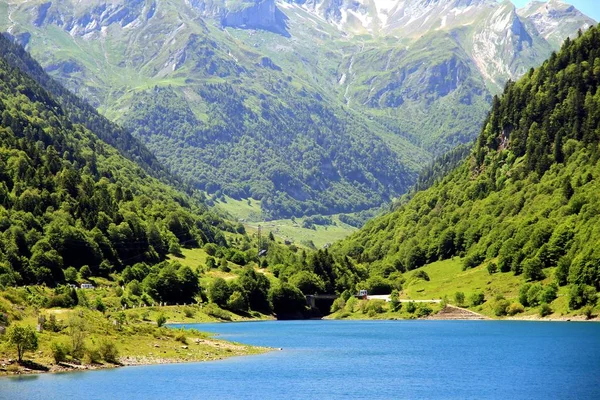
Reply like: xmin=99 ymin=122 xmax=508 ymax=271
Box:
xmin=0 ymin=0 xmax=599 ymax=391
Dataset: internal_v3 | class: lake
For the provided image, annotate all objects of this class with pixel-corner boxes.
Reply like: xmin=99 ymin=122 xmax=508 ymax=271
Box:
xmin=1 ymin=320 xmax=599 ymax=399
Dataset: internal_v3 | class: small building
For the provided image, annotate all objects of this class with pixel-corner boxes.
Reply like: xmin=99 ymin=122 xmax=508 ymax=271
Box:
xmin=358 ymin=290 xmax=368 ymax=299
xmin=81 ymin=283 xmax=95 ymax=289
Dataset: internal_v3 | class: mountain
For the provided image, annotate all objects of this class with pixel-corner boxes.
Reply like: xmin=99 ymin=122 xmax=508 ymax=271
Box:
xmin=0 ymin=0 xmax=594 ymax=219
xmin=336 ymin=24 xmax=600 ymax=313
xmin=0 ymin=34 xmax=233 ymax=288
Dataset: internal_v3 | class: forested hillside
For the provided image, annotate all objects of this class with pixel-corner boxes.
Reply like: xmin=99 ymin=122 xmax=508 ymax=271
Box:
xmin=0 ymin=34 xmax=170 ymax=182
xmin=0 ymin=40 xmax=368 ymax=316
xmin=1 ymin=0 xmax=592 ymax=219
xmin=337 ymin=25 xmax=600 ymax=312
xmin=0 ymin=46 xmax=231 ymax=288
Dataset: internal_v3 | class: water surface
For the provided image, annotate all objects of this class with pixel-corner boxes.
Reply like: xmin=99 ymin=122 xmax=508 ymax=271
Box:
xmin=1 ymin=320 xmax=599 ymax=399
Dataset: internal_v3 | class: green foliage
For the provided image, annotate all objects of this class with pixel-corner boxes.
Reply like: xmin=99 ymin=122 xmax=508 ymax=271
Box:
xmin=7 ymin=324 xmax=38 ymax=362
xmin=99 ymin=340 xmax=119 ymax=364
xmin=494 ymin=299 xmax=511 ymax=316
xmin=568 ymin=284 xmax=597 ymax=310
xmin=50 ymin=341 xmax=69 ymax=363
xmin=268 ymin=283 xmax=306 ymax=317
xmin=507 ymin=302 xmax=525 ymax=316
xmin=454 ymin=292 xmax=465 ymax=307
xmin=0 ymin=39 xmax=233 ymax=289
xmin=539 ymin=303 xmax=553 ymax=317
xmin=413 ymin=270 xmax=430 ymax=282
xmin=470 ymin=292 xmax=485 ymax=307
xmin=338 ymin=25 xmax=600 ymax=307
xmin=389 ymin=289 xmax=402 ymax=312
xmin=406 ymin=301 xmax=417 ymax=314
xmin=209 ymin=278 xmax=232 ymax=308
xmin=330 ymin=297 xmax=346 ymax=313
xmin=156 ymin=313 xmax=167 ymax=327
xmin=416 ymin=304 xmax=433 ymax=318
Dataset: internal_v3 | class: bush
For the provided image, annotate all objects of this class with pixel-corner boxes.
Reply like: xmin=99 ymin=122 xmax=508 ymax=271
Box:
xmin=507 ymin=303 xmax=525 ymax=316
xmin=454 ymin=292 xmax=465 ymax=306
xmin=406 ymin=302 xmax=417 ymax=314
xmin=204 ymin=303 xmax=232 ymax=321
xmin=539 ymin=303 xmax=552 ymax=317
xmin=183 ymin=308 xmax=195 ymax=318
xmin=99 ymin=341 xmax=119 ymax=364
xmin=344 ymin=297 xmax=358 ymax=313
xmin=487 ymin=262 xmax=498 ymax=275
xmin=50 ymin=341 xmax=69 ymax=363
xmin=568 ymin=284 xmax=596 ymax=310
xmin=84 ymin=347 xmax=102 ymax=364
xmin=526 ymin=284 xmax=543 ymax=307
xmin=364 ymin=300 xmax=386 ymax=315
xmin=519 ymin=283 xmax=531 ymax=306
xmin=540 ymin=283 xmax=558 ymax=304
xmin=494 ymin=299 xmax=511 ymax=316
xmin=156 ymin=313 xmax=167 ymax=327
xmin=417 ymin=305 xmax=433 ymax=318
xmin=227 ymin=291 xmax=248 ymax=312
xmin=470 ymin=292 xmax=485 ymax=306
xmin=389 ymin=290 xmax=402 ymax=312
xmin=330 ymin=297 xmax=346 ymax=313
xmin=582 ymin=305 xmax=594 ymax=320
xmin=175 ymin=332 xmax=188 ymax=344
xmin=413 ymin=270 xmax=430 ymax=282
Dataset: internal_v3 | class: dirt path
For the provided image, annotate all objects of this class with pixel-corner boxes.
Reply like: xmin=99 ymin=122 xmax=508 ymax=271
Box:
xmin=367 ymin=295 xmax=441 ymax=303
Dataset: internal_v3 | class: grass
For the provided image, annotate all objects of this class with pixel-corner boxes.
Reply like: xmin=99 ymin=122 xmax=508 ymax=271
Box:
xmin=398 ymin=258 xmax=583 ymax=319
xmin=214 ymin=196 xmax=359 ymax=248
xmin=0 ymin=294 xmax=270 ymax=376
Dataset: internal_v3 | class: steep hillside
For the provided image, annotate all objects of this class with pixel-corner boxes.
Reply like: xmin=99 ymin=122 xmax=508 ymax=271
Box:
xmin=0 ymin=0 xmax=593 ymax=219
xmin=0 ymin=40 xmax=232 ymax=287
xmin=337 ymin=25 xmax=600 ymax=314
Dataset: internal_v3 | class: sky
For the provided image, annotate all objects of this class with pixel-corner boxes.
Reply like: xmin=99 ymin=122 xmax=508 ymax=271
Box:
xmin=509 ymin=0 xmax=600 ymax=22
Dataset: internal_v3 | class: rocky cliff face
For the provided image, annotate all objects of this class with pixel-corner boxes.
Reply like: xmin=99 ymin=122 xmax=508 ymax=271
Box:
xmin=517 ymin=0 xmax=595 ymax=47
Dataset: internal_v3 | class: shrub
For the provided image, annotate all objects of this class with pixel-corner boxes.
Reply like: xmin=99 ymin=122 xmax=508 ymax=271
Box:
xmin=84 ymin=347 xmax=102 ymax=364
xmin=470 ymin=292 xmax=485 ymax=306
xmin=454 ymin=292 xmax=465 ymax=306
xmin=487 ymin=262 xmax=498 ymax=275
xmin=519 ymin=283 xmax=531 ymax=306
xmin=99 ymin=341 xmax=119 ymax=364
xmin=526 ymin=284 xmax=543 ymax=307
xmin=582 ymin=305 xmax=594 ymax=320
xmin=507 ymin=303 xmax=525 ymax=316
xmin=344 ymin=297 xmax=358 ymax=313
xmin=406 ymin=302 xmax=417 ymax=314
xmin=413 ymin=270 xmax=430 ymax=282
xmin=330 ymin=297 xmax=346 ymax=313
xmin=540 ymin=283 xmax=558 ymax=304
xmin=568 ymin=284 xmax=597 ymax=310
xmin=364 ymin=300 xmax=386 ymax=315
xmin=389 ymin=290 xmax=402 ymax=312
xmin=50 ymin=341 xmax=68 ymax=363
xmin=539 ymin=303 xmax=552 ymax=317
xmin=175 ymin=332 xmax=188 ymax=344
xmin=417 ymin=305 xmax=433 ymax=318
xmin=156 ymin=313 xmax=167 ymax=327
xmin=494 ymin=299 xmax=511 ymax=316
xmin=204 ymin=303 xmax=232 ymax=321
xmin=183 ymin=308 xmax=195 ymax=318
xmin=227 ymin=291 xmax=248 ymax=312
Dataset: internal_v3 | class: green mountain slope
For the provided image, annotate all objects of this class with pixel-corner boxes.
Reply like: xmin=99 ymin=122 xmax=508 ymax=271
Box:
xmin=0 ymin=0 xmax=592 ymax=219
xmin=336 ymin=25 xmax=600 ymax=314
xmin=0 ymin=40 xmax=232 ymax=287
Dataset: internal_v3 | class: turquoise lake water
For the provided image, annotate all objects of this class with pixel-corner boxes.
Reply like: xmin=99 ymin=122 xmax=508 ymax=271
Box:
xmin=1 ymin=320 xmax=599 ymax=399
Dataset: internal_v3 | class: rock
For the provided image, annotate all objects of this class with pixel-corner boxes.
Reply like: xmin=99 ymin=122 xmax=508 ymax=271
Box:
xmin=181 ymin=346 xmax=188 ymax=349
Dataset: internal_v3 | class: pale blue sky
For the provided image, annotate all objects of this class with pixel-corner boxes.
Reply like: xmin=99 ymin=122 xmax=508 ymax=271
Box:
xmin=509 ymin=0 xmax=599 ymax=22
